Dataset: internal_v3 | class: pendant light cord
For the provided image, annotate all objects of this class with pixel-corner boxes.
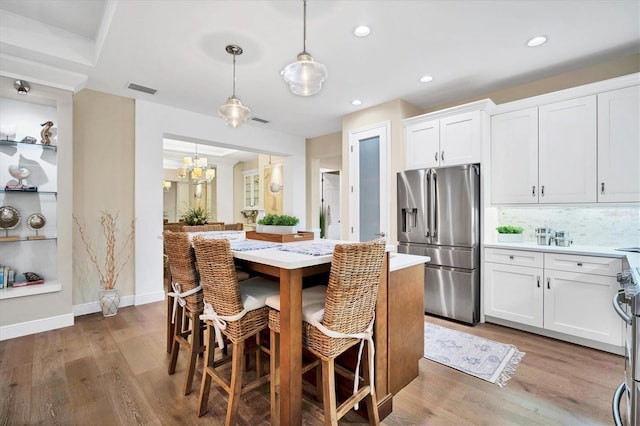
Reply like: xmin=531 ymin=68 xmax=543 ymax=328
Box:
xmin=302 ymin=0 xmax=307 ymax=54
xmin=232 ymin=53 xmax=237 ymax=98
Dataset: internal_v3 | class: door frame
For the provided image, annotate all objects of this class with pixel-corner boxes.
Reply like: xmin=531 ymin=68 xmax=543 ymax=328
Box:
xmin=348 ymin=121 xmax=391 ymax=242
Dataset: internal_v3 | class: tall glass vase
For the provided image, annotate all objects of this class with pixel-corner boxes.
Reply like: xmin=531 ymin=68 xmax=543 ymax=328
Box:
xmin=99 ymin=288 xmax=120 ymax=317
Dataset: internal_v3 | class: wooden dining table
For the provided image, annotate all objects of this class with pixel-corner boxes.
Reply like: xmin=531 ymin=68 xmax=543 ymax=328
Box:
xmin=232 ymin=241 xmax=336 ymax=425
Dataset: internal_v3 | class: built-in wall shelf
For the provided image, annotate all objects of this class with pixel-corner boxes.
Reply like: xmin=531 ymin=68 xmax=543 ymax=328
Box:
xmin=0 ymin=190 xmax=56 ymax=195
xmin=0 ymin=280 xmax=61 ymax=300
xmin=0 ymin=140 xmax=57 ymax=151
xmin=0 ymin=237 xmax=56 ymax=242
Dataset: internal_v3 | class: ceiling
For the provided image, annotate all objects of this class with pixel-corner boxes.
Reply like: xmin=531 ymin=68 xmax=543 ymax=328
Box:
xmin=1 ymin=0 xmax=638 ymax=146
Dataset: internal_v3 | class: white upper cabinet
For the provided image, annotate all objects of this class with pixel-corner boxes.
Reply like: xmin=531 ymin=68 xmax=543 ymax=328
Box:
xmin=404 ymin=100 xmax=493 ymax=170
xmin=491 ymin=107 xmax=539 ymax=204
xmin=439 ymin=111 xmax=483 ymax=166
xmin=405 ymin=119 xmax=440 ymax=169
xmin=597 ymin=85 xmax=640 ymax=202
xmin=538 ymin=95 xmax=597 ymax=203
xmin=490 ymin=74 xmax=639 ymax=205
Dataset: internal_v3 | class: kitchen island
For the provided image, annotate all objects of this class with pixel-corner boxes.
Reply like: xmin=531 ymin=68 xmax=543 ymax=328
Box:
xmin=233 ymin=239 xmax=428 ymax=423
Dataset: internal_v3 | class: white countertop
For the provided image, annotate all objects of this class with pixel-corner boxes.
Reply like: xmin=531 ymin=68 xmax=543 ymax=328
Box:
xmin=389 ymin=253 xmax=430 ymax=272
xmin=484 ymin=242 xmax=640 ymax=282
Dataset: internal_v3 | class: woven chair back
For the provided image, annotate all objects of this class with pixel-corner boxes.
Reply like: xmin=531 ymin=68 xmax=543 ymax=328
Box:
xmin=163 ymin=230 xmax=203 ymax=310
xmin=181 ymin=224 xmax=223 ymax=232
xmin=192 ymin=237 xmax=244 ymax=317
xmin=321 ymin=240 xmax=385 ymax=336
xmin=163 ymin=222 xmax=183 ymax=232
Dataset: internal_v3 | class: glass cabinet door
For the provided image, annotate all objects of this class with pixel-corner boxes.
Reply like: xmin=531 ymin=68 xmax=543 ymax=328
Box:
xmin=243 ymin=169 xmax=260 ymax=208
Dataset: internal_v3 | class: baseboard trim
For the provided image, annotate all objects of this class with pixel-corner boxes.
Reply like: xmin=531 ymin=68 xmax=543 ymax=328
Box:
xmin=72 ymin=294 xmax=136 ymax=316
xmin=135 ymin=290 xmax=165 ymax=306
xmin=0 ymin=312 xmax=74 ymax=341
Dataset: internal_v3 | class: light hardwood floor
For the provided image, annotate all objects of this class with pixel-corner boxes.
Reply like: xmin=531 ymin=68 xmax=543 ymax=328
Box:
xmin=0 ymin=301 xmax=623 ymax=425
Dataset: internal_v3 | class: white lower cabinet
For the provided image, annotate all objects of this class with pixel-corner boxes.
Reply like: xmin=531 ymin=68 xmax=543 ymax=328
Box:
xmin=484 ymin=248 xmax=623 ymax=347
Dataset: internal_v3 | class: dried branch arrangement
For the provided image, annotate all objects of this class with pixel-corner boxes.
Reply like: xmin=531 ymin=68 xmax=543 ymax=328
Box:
xmin=73 ymin=211 xmax=135 ymax=290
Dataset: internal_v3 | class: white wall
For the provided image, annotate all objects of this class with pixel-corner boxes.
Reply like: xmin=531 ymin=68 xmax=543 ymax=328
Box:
xmin=134 ymin=101 xmax=305 ymax=305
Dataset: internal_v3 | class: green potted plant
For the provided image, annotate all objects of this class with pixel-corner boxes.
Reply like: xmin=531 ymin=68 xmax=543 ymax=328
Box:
xmin=182 ymin=206 xmax=209 ymax=225
xmin=496 ymin=225 xmax=525 ymax=243
xmin=257 ymin=213 xmax=300 ymax=234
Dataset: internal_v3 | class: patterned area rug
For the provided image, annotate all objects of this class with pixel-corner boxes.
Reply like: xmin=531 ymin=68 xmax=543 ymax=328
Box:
xmin=424 ymin=322 xmax=525 ymax=387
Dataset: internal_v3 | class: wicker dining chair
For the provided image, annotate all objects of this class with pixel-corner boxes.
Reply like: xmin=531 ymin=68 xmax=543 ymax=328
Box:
xmin=181 ymin=224 xmax=223 ymax=232
xmin=224 ymin=223 xmax=244 ymax=231
xmin=163 ymin=230 xmax=206 ymax=396
xmin=266 ymin=240 xmax=386 ymax=426
xmin=192 ymin=237 xmax=279 ymax=425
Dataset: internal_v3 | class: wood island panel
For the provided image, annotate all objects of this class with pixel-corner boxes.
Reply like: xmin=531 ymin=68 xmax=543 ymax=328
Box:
xmin=388 ymin=263 xmax=425 ymax=394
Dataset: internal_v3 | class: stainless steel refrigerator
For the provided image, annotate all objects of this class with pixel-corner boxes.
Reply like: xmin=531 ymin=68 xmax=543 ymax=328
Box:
xmin=397 ymin=164 xmax=480 ymax=325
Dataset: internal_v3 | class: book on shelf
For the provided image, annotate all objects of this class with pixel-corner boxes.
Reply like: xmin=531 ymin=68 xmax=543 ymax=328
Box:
xmin=11 ymin=279 xmax=44 ymax=287
xmin=4 ymin=185 xmax=38 ymax=192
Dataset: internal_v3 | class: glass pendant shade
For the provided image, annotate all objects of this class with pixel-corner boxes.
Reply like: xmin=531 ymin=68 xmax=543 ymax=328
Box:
xmin=191 ymin=167 xmax=203 ymax=179
xmin=283 ymin=52 xmax=327 ymax=96
xmin=177 ymin=167 xmax=186 ymax=179
xmin=205 ymin=168 xmax=216 ymax=181
xmin=218 ymin=97 xmax=251 ymax=128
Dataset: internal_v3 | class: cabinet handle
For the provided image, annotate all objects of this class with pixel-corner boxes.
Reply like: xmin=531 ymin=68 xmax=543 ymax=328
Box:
xmin=541 ymin=185 xmax=545 ymax=197
xmin=434 ymin=152 xmax=438 ymax=162
xmin=577 ymin=262 xmax=583 ymax=266
xmin=441 ymin=151 xmax=445 ymax=161
xmin=532 ymin=186 xmax=536 ymax=197
xmin=601 ymin=182 xmax=605 ymax=194
xmin=547 ymin=277 xmax=550 ymax=289
xmin=509 ymin=255 xmax=514 ymax=260
xmin=537 ymin=276 xmax=541 ymax=288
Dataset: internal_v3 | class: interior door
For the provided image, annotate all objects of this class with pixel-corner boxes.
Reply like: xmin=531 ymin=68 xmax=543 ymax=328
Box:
xmin=349 ymin=122 xmax=390 ymax=242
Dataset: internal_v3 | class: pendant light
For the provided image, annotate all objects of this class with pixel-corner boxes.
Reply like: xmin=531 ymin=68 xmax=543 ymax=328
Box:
xmin=218 ymin=45 xmax=251 ymax=128
xmin=282 ymin=0 xmax=327 ymax=96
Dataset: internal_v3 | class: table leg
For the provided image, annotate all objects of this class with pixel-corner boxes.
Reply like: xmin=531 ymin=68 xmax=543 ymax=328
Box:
xmin=278 ymin=268 xmax=303 ymax=426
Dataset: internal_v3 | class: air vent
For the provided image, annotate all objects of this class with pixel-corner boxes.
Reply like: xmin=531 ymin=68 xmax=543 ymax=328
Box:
xmin=127 ymin=83 xmax=157 ymax=95
xmin=251 ymin=117 xmax=269 ymax=124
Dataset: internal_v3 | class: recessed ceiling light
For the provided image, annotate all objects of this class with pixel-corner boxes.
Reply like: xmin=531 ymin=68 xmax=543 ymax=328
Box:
xmin=526 ymin=35 xmax=548 ymax=47
xmin=354 ymin=25 xmax=371 ymax=37
xmin=351 ymin=99 xmax=362 ymax=106
xmin=419 ymin=75 xmax=434 ymax=83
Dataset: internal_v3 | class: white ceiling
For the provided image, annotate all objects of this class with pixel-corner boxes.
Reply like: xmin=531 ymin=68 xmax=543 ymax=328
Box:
xmin=1 ymin=0 xmax=638 ymax=146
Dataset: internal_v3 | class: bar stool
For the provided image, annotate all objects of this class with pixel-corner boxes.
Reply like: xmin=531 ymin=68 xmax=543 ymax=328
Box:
xmin=266 ymin=240 xmax=385 ymax=426
xmin=192 ymin=236 xmax=279 ymax=425
xmin=164 ymin=230 xmax=206 ymax=396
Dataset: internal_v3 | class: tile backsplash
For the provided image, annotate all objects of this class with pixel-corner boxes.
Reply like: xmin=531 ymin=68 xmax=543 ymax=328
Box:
xmin=497 ymin=206 xmax=640 ymax=247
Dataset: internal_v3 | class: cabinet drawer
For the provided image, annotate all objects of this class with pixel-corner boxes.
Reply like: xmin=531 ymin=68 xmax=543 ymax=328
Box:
xmin=485 ymin=248 xmax=543 ymax=268
xmin=543 ymin=253 xmax=622 ymax=276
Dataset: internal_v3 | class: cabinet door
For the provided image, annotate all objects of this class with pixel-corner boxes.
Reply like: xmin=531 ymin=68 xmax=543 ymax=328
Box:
xmin=405 ymin=119 xmax=440 ymax=169
xmin=440 ymin=111 xmax=481 ymax=166
xmin=598 ymin=85 xmax=640 ymax=202
xmin=491 ymin=108 xmax=539 ymax=204
xmin=544 ymin=270 xmax=623 ymax=346
xmin=539 ymin=95 xmax=597 ymax=203
xmin=484 ymin=262 xmax=543 ymax=327
xmin=243 ymin=170 xmax=260 ymax=209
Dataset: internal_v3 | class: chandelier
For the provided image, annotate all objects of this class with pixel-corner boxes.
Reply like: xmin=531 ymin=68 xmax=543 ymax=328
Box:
xmin=282 ymin=0 xmax=327 ymax=96
xmin=218 ymin=45 xmax=251 ymax=128
xmin=177 ymin=144 xmax=216 ymax=182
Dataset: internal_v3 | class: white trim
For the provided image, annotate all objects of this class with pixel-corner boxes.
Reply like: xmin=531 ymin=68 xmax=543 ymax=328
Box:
xmin=404 ymin=99 xmax=496 ymax=125
xmin=493 ymin=73 xmax=640 ymax=115
xmin=134 ymin=290 xmax=166 ymax=306
xmin=348 ymin=121 xmax=391 ymax=242
xmin=72 ymin=294 xmax=136 ymax=317
xmin=0 ymin=312 xmax=73 ymax=341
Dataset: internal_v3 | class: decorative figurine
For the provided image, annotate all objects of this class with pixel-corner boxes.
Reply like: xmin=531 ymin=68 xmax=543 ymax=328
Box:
xmin=40 ymin=121 xmax=54 ymax=145
xmin=8 ymin=164 xmax=30 ymax=187
xmin=21 ymin=136 xmax=37 ymax=144
xmin=27 ymin=213 xmax=46 ymax=240
xmin=0 ymin=205 xmax=20 ymax=240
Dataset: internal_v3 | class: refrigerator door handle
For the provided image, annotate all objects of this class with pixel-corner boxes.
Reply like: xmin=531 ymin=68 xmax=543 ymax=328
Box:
xmin=425 ymin=170 xmax=431 ymax=238
xmin=432 ymin=169 xmax=438 ymax=239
